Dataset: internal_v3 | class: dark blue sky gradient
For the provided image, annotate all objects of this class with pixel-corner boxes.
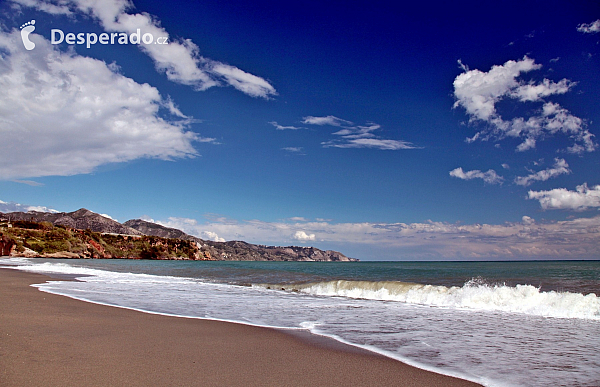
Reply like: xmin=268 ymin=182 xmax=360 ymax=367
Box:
xmin=1 ymin=0 xmax=599 ymax=257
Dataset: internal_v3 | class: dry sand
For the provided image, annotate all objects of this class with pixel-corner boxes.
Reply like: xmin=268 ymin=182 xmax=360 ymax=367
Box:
xmin=0 ymin=268 xmax=482 ymax=386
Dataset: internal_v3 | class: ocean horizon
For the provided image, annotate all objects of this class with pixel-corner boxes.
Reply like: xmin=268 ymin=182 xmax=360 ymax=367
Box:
xmin=2 ymin=257 xmax=599 ymax=387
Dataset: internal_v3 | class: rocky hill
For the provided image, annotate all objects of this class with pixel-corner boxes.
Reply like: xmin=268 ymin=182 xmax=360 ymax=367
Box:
xmin=1 ymin=210 xmax=357 ymax=262
xmin=3 ymin=209 xmax=142 ymax=236
xmin=123 ymin=219 xmax=193 ymax=240
xmin=125 ymin=219 xmax=356 ymax=262
xmin=0 ymin=220 xmax=203 ymax=260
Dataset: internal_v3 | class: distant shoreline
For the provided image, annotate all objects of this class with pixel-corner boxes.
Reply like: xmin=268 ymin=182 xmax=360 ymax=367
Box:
xmin=0 ymin=212 xmax=357 ymax=261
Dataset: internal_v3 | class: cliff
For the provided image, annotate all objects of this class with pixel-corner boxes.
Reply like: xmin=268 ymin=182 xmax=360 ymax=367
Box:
xmin=125 ymin=219 xmax=356 ymax=262
xmin=0 ymin=220 xmax=207 ymax=260
xmin=0 ymin=211 xmax=357 ymax=262
xmin=0 ymin=235 xmax=14 ymax=256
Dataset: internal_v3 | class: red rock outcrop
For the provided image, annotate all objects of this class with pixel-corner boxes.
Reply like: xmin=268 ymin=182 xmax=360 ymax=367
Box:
xmin=0 ymin=236 xmax=15 ymax=256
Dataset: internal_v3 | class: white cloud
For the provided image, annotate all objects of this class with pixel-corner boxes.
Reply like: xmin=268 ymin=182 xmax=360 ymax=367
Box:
xmin=281 ymin=147 xmax=304 ymax=154
xmin=8 ymin=200 xmax=598 ymax=259
xmin=99 ymin=213 xmax=117 ymax=222
xmin=516 ymin=137 xmax=536 ymax=152
xmin=210 ymin=63 xmax=276 ymax=98
xmin=288 ymin=217 xmax=309 ymax=222
xmin=162 ymin=97 xmax=187 ymax=119
xmin=510 ymin=78 xmax=574 ymax=102
xmin=156 ymin=217 xmax=226 ymax=242
xmin=0 ymin=30 xmax=204 ymax=179
xmin=577 ymin=20 xmax=600 ymax=34
xmin=528 ymin=183 xmax=600 ymax=211
xmin=269 ymin=121 xmax=302 ymax=130
xmin=331 ymin=123 xmax=380 ymax=137
xmin=514 ymin=158 xmax=570 ymax=186
xmin=0 ymin=199 xmax=59 ymax=213
xmin=11 ymin=0 xmax=276 ymax=98
xmin=200 ymin=230 xmax=225 ymax=243
xmin=521 ymin=215 xmax=535 ymax=225
xmin=323 ymin=138 xmax=418 ymax=150
xmin=149 ymin=213 xmax=600 ymax=259
xmin=302 ymin=115 xmax=353 ymax=126
xmin=292 ymin=231 xmax=316 ymax=241
xmin=454 ymin=56 xmax=540 ymax=121
xmin=449 ymin=167 xmax=504 ymax=185
xmin=12 ymin=0 xmax=71 ymax=14
xmin=12 ymin=180 xmax=44 ymax=186
xmin=301 ymin=117 xmax=420 ymax=150
xmin=453 ymin=57 xmax=595 ymax=153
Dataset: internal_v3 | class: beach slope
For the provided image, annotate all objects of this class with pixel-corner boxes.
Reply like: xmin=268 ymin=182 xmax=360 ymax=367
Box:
xmin=0 ymin=268 xmax=481 ymax=387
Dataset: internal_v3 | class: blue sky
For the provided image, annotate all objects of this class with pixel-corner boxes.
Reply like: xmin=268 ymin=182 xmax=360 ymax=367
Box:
xmin=1 ymin=0 xmax=599 ymax=260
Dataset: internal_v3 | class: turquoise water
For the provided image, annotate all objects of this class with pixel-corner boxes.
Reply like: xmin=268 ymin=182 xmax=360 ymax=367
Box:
xmin=3 ymin=258 xmax=600 ymax=387
xmin=36 ymin=259 xmax=600 ymax=293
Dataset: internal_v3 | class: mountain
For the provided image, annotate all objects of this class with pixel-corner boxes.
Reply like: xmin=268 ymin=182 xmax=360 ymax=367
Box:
xmin=0 ymin=220 xmax=202 ymax=260
xmin=124 ymin=219 xmax=356 ymax=262
xmin=123 ymin=219 xmax=193 ymax=240
xmin=2 ymin=208 xmax=143 ymax=236
xmin=1 ymin=210 xmax=357 ymax=261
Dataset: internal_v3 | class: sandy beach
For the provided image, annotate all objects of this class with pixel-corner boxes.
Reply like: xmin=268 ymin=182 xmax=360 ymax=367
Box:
xmin=0 ymin=268 xmax=481 ymax=387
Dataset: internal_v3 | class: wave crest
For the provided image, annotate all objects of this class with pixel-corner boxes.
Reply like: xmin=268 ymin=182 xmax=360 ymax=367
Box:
xmin=258 ymin=279 xmax=600 ymax=320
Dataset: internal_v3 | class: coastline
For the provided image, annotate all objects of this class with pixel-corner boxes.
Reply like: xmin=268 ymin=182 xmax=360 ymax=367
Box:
xmin=0 ymin=268 xmax=482 ymax=387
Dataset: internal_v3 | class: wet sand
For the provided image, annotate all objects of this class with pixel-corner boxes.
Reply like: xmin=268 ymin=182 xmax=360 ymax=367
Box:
xmin=0 ymin=268 xmax=482 ymax=386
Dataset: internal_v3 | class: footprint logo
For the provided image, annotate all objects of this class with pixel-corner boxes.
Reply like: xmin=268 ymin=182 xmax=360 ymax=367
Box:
xmin=20 ymin=20 xmax=35 ymax=51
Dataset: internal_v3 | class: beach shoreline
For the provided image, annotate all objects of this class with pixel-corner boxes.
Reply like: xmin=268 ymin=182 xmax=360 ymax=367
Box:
xmin=0 ymin=267 xmax=482 ymax=387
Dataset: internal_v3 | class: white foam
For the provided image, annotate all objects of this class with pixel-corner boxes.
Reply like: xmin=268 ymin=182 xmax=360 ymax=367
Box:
xmin=3 ymin=258 xmax=599 ymax=387
xmin=2 ymin=258 xmax=196 ymax=285
xmin=270 ymin=280 xmax=600 ymax=320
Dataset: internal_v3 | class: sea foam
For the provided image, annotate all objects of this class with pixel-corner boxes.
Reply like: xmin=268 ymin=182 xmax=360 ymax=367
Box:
xmin=7 ymin=258 xmax=600 ymax=320
xmin=261 ymin=279 xmax=600 ymax=320
xmin=3 ymin=258 xmax=600 ymax=387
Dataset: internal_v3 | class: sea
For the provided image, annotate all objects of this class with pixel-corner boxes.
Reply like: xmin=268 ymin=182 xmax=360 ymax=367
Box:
xmin=1 ymin=258 xmax=599 ymax=387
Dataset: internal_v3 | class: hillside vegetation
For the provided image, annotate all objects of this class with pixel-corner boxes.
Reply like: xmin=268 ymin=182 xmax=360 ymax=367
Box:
xmin=0 ymin=220 xmax=208 ymax=260
xmin=0 ymin=209 xmax=357 ymax=261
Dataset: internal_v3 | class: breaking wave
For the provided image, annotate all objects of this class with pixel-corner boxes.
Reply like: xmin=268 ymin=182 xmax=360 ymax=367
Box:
xmin=258 ymin=279 xmax=600 ymax=320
